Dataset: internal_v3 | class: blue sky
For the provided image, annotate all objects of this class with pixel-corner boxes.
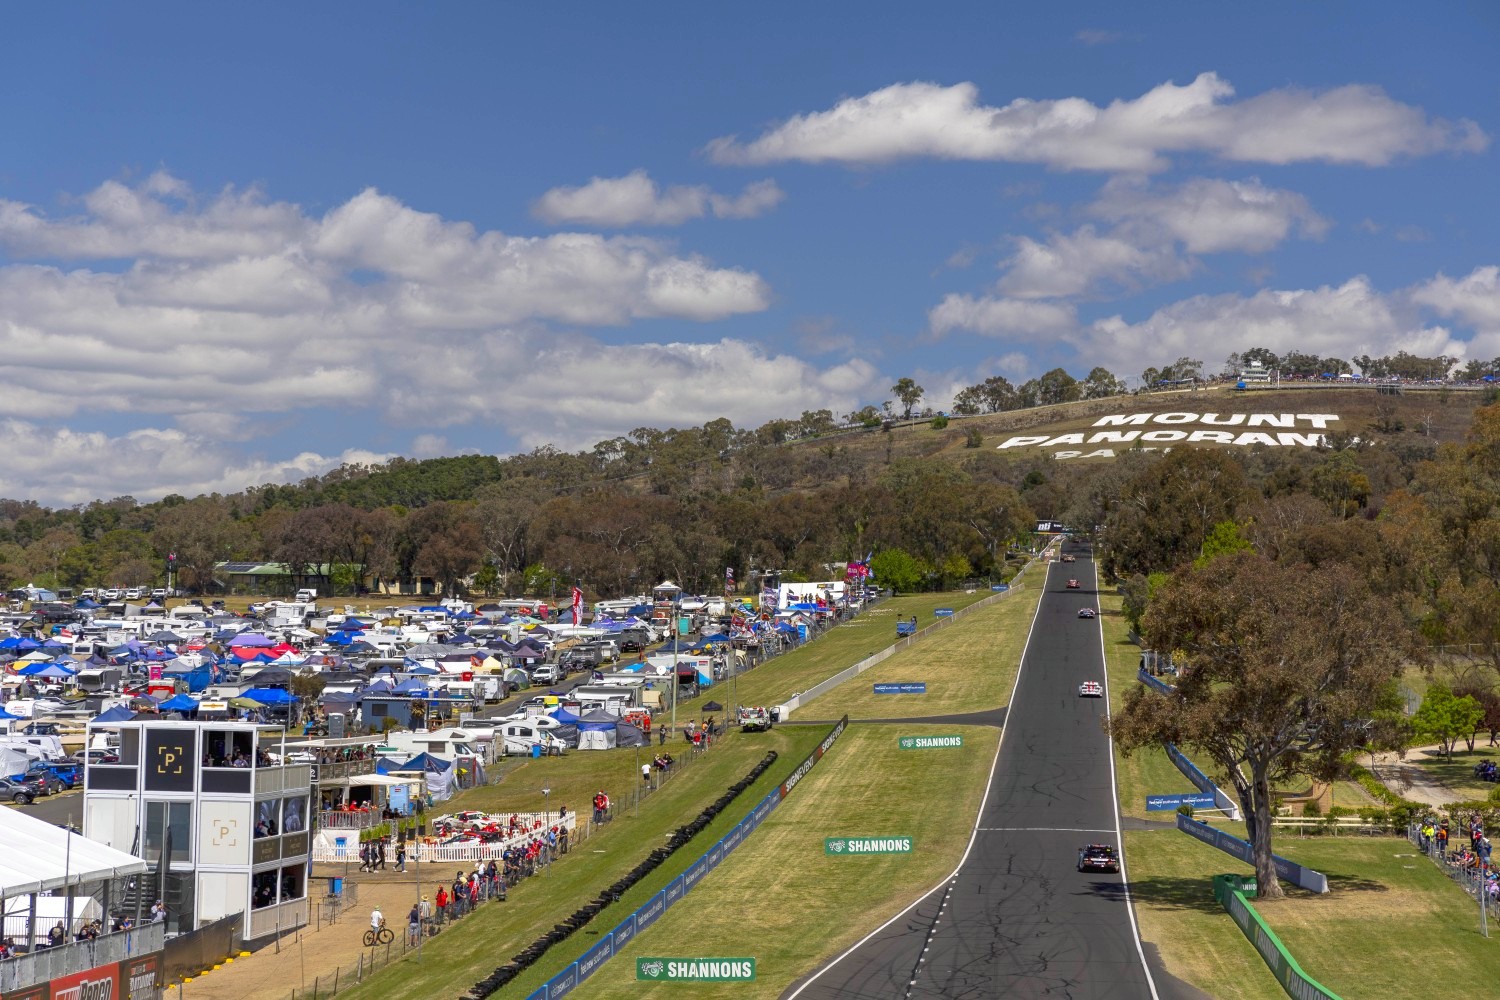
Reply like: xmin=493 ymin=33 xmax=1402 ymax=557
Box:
xmin=0 ymin=2 xmax=1495 ymax=504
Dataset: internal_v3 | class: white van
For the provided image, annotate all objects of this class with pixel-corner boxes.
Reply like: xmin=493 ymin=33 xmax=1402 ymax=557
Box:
xmin=295 ymin=589 xmax=318 ymax=603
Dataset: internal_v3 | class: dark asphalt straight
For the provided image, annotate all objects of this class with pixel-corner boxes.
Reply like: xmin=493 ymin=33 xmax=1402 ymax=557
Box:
xmin=787 ymin=544 xmax=1163 ymax=1000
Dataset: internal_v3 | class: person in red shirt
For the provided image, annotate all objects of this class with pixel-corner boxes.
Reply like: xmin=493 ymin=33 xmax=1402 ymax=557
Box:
xmin=434 ymin=886 xmax=449 ymax=923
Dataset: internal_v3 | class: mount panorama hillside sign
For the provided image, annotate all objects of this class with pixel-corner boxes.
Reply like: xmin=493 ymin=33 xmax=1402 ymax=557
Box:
xmin=998 ymin=411 xmax=1341 ymax=461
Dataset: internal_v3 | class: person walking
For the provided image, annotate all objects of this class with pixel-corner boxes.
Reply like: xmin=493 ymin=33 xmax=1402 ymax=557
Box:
xmin=376 ymin=839 xmax=387 ymax=871
xmin=396 ymin=842 xmax=407 ymax=872
xmin=658 ymin=724 xmax=668 ymax=746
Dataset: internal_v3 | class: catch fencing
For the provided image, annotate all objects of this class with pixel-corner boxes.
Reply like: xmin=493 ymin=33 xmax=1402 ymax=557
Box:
xmin=1406 ymin=823 xmax=1494 ymax=937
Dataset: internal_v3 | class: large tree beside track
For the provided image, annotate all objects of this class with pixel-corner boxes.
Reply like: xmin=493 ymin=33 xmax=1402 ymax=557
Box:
xmin=1112 ymin=551 xmax=1412 ymax=898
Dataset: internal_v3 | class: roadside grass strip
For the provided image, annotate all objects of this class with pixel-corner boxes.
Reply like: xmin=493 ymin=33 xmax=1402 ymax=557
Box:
xmin=1103 ymin=593 xmax=1500 ymax=999
xmin=809 ymin=581 xmax=1043 ymax=720
xmin=568 ymin=722 xmax=1001 ymax=999
xmin=1125 ymin=827 xmax=1499 ymax=999
xmin=670 ymin=590 xmax=993 ymax=721
xmin=1098 ymin=592 xmax=1200 ymax=820
xmin=338 ymin=726 xmax=827 ymax=1000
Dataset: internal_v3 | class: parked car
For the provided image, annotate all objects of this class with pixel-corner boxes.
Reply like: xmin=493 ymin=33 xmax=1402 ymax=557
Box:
xmin=0 ymin=777 xmax=36 ymax=804
xmin=22 ymin=764 xmax=66 ymax=795
xmin=530 ymin=664 xmax=563 ymax=685
xmin=38 ymin=761 xmax=81 ymax=788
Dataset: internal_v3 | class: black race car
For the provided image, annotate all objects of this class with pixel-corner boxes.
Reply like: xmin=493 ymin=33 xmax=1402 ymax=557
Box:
xmin=1077 ymin=843 xmax=1121 ymax=873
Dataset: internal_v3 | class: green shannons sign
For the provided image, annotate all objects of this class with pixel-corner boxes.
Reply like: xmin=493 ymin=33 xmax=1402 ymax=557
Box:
xmin=637 ymin=957 xmax=757 ymax=981
xmin=825 ymin=836 xmax=913 ymax=855
xmin=898 ymin=735 xmax=963 ymax=749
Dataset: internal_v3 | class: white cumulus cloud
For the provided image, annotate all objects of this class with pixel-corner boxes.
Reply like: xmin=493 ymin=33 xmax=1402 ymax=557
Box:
xmin=706 ymin=73 xmax=1487 ymax=172
xmin=533 ymin=170 xmax=785 ymax=227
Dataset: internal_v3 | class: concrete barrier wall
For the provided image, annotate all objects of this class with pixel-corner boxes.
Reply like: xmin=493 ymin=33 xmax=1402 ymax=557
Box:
xmin=1212 ymin=874 xmax=1342 ymax=999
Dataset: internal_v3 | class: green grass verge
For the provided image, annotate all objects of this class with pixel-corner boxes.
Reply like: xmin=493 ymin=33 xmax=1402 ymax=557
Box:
xmin=1099 ymin=592 xmax=1199 ymax=821
xmin=1127 ymin=827 xmax=1498 ymax=999
xmin=571 ymin=722 xmax=1001 ymax=999
xmin=1104 ymin=591 xmax=1498 ymax=999
xmin=338 ymin=726 xmax=827 ymax=1000
xmin=808 ymin=582 xmax=1043 ymax=720
xmin=666 ymin=590 xmax=993 ymax=724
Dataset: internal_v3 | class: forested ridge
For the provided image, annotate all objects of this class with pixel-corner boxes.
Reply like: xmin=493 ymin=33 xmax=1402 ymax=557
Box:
xmin=0 ymin=377 xmax=1492 ymax=610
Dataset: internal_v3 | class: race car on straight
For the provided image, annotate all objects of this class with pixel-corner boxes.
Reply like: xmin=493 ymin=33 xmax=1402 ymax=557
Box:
xmin=1066 ymin=578 xmax=1080 ymax=589
xmin=1078 ymin=681 xmax=1103 ymax=697
xmin=1077 ymin=608 xmax=1096 ymax=619
xmin=1077 ymin=844 xmax=1121 ymax=873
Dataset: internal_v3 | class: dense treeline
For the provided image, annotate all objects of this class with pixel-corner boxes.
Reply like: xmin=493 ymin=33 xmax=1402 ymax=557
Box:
xmin=0 ymin=345 xmax=1482 ymax=603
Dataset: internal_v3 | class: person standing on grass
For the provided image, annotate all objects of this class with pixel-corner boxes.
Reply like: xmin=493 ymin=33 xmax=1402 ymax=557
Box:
xmin=434 ymin=886 xmax=448 ymax=924
xmin=1437 ymin=821 xmax=1449 ymax=857
xmin=407 ymin=903 xmax=420 ymax=945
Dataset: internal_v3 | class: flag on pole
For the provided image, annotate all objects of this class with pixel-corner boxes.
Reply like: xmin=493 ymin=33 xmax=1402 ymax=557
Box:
xmin=571 ymin=586 xmax=583 ymax=626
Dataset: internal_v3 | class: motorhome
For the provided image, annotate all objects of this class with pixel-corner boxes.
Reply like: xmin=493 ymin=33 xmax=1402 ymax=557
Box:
xmin=570 ymin=685 xmax=641 ymax=714
xmin=380 ymin=726 xmax=484 ymax=762
xmin=493 ymin=719 xmax=563 ymax=756
xmin=0 ymin=733 xmax=66 ymax=761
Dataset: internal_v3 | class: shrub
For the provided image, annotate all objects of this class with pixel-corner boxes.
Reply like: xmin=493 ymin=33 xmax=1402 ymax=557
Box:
xmin=963 ymin=425 xmax=983 ymax=448
xmin=1301 ymin=798 xmax=1322 ymax=817
xmin=931 ymin=414 xmax=949 ymax=430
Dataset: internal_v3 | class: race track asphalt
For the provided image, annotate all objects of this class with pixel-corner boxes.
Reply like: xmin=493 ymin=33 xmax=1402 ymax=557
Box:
xmin=787 ymin=543 xmax=1178 ymax=1000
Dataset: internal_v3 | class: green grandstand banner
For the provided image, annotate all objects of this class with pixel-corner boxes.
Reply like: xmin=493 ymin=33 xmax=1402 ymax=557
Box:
xmin=1211 ymin=875 xmax=1342 ymax=1000
xmin=898 ymin=735 xmax=963 ymax=749
xmin=825 ymin=836 xmax=913 ymax=855
xmin=637 ymin=958 xmax=756 ymax=982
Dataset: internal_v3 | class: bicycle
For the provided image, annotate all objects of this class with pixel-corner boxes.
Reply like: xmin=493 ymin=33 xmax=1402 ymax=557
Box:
xmin=363 ymin=926 xmax=394 ymax=946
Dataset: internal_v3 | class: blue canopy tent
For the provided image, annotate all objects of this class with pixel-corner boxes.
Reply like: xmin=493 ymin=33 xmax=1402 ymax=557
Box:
xmin=242 ymin=687 xmax=297 ymax=705
xmin=228 ymin=633 xmax=275 ymax=648
xmin=392 ymin=679 xmax=430 ymax=695
xmin=343 ymin=641 xmax=379 ymax=655
xmin=0 ymin=707 xmax=21 ymax=721
xmin=73 ymin=598 xmax=101 ymax=609
xmin=406 ymin=665 xmax=439 ymax=675
xmin=324 ymin=631 xmax=360 ymax=646
xmin=551 ymin=706 xmax=581 ymax=724
xmin=342 ymin=618 xmax=376 ymax=629
xmin=92 ymin=704 xmax=136 ymax=724
xmin=159 ymin=694 xmax=201 ymax=713
xmin=23 ymin=663 xmax=75 ymax=679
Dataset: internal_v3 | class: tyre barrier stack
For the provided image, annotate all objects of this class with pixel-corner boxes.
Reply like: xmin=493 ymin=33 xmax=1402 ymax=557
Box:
xmin=464 ymin=750 xmax=780 ymax=999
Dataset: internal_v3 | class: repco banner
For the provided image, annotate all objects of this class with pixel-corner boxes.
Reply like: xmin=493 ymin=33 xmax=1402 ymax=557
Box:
xmin=2 ymin=953 xmax=161 ymax=1000
xmin=778 ymin=714 xmax=848 ymax=801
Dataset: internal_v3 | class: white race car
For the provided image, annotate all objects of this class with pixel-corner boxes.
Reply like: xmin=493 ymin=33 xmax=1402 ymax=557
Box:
xmin=1078 ymin=681 xmax=1104 ymax=698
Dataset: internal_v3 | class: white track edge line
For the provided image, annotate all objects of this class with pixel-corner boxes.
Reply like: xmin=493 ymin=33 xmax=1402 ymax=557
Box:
xmin=1094 ymin=555 xmax=1162 ymax=1000
xmin=785 ymin=542 xmax=1056 ymax=1000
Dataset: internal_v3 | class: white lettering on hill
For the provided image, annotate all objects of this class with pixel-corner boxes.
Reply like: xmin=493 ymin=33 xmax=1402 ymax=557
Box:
xmin=997 ymin=412 xmax=1340 ymax=457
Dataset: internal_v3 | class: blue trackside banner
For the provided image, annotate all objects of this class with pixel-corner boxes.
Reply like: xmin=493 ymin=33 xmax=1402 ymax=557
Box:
xmin=1175 ymin=814 xmax=1329 ymax=893
xmin=577 ymin=934 xmax=613 ymax=981
xmin=611 ymin=912 xmax=636 ymax=951
xmin=635 ymin=890 xmax=667 ymax=932
xmin=545 ymin=962 xmax=578 ymax=999
xmin=873 ymin=682 xmax=926 ymax=694
xmin=547 ymin=717 xmax=850 ymax=994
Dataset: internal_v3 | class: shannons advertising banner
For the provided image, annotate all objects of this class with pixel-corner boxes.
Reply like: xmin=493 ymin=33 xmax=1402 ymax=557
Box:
xmin=825 ymin=836 xmax=913 ymax=855
xmin=637 ymin=958 xmax=756 ymax=982
xmin=898 ymin=735 xmax=963 ymax=749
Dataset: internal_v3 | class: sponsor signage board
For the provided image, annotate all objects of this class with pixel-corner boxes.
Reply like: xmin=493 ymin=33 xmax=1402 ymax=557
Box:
xmin=1146 ymin=792 xmax=1217 ymax=811
xmin=637 ymin=958 xmax=756 ymax=982
xmin=934 ymin=608 xmax=954 ymax=616
xmin=873 ymin=682 xmax=926 ymax=694
xmin=825 ymin=836 xmax=913 ymax=855
xmin=898 ymin=735 xmax=963 ymax=750
xmin=1175 ymin=814 xmax=1328 ymax=893
xmin=991 ymin=584 xmax=1009 ymax=592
